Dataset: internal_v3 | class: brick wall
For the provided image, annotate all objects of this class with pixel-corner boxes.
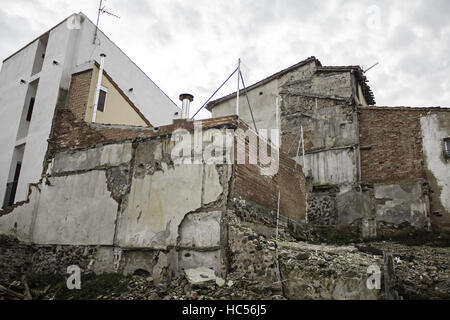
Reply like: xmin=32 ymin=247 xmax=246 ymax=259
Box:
xmin=232 ymin=122 xmax=306 ymax=221
xmin=359 ymin=108 xmax=427 ymax=184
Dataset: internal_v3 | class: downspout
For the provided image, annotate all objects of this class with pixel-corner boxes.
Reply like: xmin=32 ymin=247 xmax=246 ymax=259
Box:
xmin=92 ymin=53 xmax=106 ymax=123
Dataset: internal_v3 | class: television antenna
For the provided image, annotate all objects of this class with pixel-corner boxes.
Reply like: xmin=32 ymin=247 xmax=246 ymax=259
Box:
xmin=93 ymin=0 xmax=121 ymax=44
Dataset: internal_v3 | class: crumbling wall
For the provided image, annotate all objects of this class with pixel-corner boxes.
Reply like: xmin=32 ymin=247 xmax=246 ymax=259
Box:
xmin=231 ymin=122 xmax=306 ymax=222
xmin=420 ymin=111 xmax=450 ymax=229
xmin=359 ymin=108 xmax=427 ymax=184
xmin=1 ymin=117 xmax=307 ymax=283
xmin=358 ymin=107 xmax=439 ymax=231
xmin=374 ymin=180 xmax=430 ymax=231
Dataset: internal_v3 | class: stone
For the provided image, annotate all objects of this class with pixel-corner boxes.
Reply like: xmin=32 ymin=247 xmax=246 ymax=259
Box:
xmin=184 ymin=267 xmax=216 ymax=287
xmin=216 ymin=277 xmax=226 ymax=287
xmin=296 ymin=252 xmax=310 ymax=260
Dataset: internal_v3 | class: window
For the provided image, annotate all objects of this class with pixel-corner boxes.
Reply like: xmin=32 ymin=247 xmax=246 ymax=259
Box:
xmin=444 ymin=138 xmax=450 ymax=159
xmin=26 ymin=97 xmax=35 ymax=122
xmin=97 ymin=87 xmax=107 ymax=112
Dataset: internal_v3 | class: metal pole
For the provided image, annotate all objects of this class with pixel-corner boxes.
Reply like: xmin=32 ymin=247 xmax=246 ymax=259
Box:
xmin=301 ymin=126 xmax=306 ymax=170
xmin=276 ymin=190 xmax=280 ymax=242
xmin=275 ymin=96 xmax=280 ymax=149
xmin=92 ymin=53 xmax=106 ymax=122
xmin=93 ymin=0 xmax=103 ymax=44
xmin=236 ymin=58 xmax=240 ymax=116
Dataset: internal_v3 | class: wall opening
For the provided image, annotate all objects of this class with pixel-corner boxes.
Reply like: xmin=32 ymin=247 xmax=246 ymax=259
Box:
xmin=2 ymin=144 xmax=25 ymax=208
xmin=31 ymin=32 xmax=49 ymax=77
xmin=444 ymin=137 xmax=450 ymax=160
xmin=16 ymin=79 xmax=39 ymax=141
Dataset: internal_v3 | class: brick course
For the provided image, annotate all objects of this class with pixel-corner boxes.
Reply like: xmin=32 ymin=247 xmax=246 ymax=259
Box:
xmin=359 ymin=108 xmax=427 ymax=184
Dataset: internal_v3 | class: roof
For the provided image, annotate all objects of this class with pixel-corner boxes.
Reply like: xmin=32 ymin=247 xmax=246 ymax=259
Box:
xmin=358 ymin=106 xmax=450 ymax=112
xmin=206 ymin=57 xmax=377 ymax=110
xmin=206 ymin=56 xmax=322 ymax=111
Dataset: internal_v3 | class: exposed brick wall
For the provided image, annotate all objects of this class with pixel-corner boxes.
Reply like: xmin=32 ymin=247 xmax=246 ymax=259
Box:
xmin=359 ymin=108 xmax=427 ymax=184
xmin=232 ymin=122 xmax=307 ymax=221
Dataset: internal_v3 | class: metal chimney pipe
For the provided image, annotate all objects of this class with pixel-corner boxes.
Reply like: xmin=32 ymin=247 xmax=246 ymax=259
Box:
xmin=92 ymin=53 xmax=107 ymax=122
xmin=179 ymin=93 xmax=194 ymax=119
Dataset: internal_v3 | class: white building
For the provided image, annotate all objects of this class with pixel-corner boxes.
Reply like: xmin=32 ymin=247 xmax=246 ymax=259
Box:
xmin=0 ymin=12 xmax=179 ymax=207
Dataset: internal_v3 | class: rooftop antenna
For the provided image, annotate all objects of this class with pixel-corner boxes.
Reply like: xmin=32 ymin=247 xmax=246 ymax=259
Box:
xmin=93 ymin=0 xmax=121 ymax=44
xmin=363 ymin=62 xmax=379 ymax=74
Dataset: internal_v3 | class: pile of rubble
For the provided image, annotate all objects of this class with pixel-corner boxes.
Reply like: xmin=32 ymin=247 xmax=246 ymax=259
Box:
xmin=1 ymin=218 xmax=448 ymax=300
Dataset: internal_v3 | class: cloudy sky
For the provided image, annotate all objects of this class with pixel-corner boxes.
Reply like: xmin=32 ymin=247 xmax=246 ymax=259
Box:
xmin=1 ymin=0 xmax=449 ymax=118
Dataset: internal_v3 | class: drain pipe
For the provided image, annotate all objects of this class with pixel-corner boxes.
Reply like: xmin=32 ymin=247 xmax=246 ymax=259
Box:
xmin=92 ymin=53 xmax=106 ymax=123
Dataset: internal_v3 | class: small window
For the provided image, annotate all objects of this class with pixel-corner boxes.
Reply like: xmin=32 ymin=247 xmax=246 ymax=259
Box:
xmin=97 ymin=87 xmax=108 ymax=112
xmin=26 ymin=97 xmax=35 ymax=122
xmin=444 ymin=138 xmax=450 ymax=159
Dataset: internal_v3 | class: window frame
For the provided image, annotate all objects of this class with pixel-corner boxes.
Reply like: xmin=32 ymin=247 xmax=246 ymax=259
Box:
xmin=444 ymin=137 xmax=450 ymax=159
xmin=97 ymin=86 xmax=108 ymax=113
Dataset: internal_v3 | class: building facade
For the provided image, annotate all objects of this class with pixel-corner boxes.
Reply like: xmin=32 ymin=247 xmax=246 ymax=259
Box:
xmin=0 ymin=13 xmax=179 ymax=207
xmin=208 ymin=57 xmax=450 ymax=235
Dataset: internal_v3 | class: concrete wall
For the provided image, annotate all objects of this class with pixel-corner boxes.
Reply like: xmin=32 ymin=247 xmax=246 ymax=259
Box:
xmin=0 ymin=40 xmax=40 ymax=207
xmin=15 ymin=21 xmax=79 ymax=204
xmin=420 ymin=111 xmax=450 ymax=229
xmin=374 ymin=180 xmax=430 ymax=230
xmin=0 ymin=118 xmax=307 ymax=276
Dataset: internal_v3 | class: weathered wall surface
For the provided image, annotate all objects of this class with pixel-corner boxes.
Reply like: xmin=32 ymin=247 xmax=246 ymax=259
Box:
xmin=33 ymin=171 xmax=119 ymax=245
xmin=374 ymin=180 xmax=430 ymax=230
xmin=232 ymin=122 xmax=307 ymax=222
xmin=1 ymin=118 xmax=306 ymax=279
xmin=420 ymin=111 xmax=450 ymax=229
xmin=279 ymin=72 xmax=359 ymax=187
xmin=209 ymin=60 xmax=319 ymax=139
xmin=359 ymin=108 xmax=427 ymax=184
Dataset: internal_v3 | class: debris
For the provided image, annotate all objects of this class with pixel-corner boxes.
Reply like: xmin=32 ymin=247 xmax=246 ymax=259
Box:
xmin=184 ymin=268 xmax=216 ymax=287
xmin=216 ymin=277 xmax=225 ymax=287
xmin=0 ymin=284 xmax=24 ymax=300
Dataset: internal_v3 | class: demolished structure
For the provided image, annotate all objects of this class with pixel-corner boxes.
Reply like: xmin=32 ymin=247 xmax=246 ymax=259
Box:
xmin=0 ymin=15 xmax=449 ymax=300
xmin=208 ymin=57 xmax=450 ymax=237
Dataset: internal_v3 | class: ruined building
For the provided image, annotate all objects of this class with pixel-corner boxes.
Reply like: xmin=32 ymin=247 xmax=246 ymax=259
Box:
xmin=0 ymin=15 xmax=449 ymax=300
xmin=208 ymin=56 xmax=450 ymax=236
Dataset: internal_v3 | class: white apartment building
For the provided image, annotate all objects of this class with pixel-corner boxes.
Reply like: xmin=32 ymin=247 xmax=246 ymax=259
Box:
xmin=0 ymin=12 xmax=179 ymax=207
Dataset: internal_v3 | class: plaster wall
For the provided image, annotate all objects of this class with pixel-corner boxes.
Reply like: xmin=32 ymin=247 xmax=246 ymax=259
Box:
xmin=420 ymin=112 xmax=450 ymax=228
xmin=0 ymin=41 xmax=39 ymax=206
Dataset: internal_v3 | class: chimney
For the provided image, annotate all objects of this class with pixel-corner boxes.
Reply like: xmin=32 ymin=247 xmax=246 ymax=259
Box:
xmin=179 ymin=93 xmax=194 ymax=119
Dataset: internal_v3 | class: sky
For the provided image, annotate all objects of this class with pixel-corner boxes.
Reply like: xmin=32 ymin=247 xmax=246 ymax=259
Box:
xmin=0 ymin=0 xmax=449 ymax=119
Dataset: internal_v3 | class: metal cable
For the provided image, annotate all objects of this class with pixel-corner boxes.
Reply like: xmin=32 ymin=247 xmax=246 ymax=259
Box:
xmin=239 ymin=71 xmax=258 ymax=132
xmin=191 ymin=67 xmax=238 ymax=119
